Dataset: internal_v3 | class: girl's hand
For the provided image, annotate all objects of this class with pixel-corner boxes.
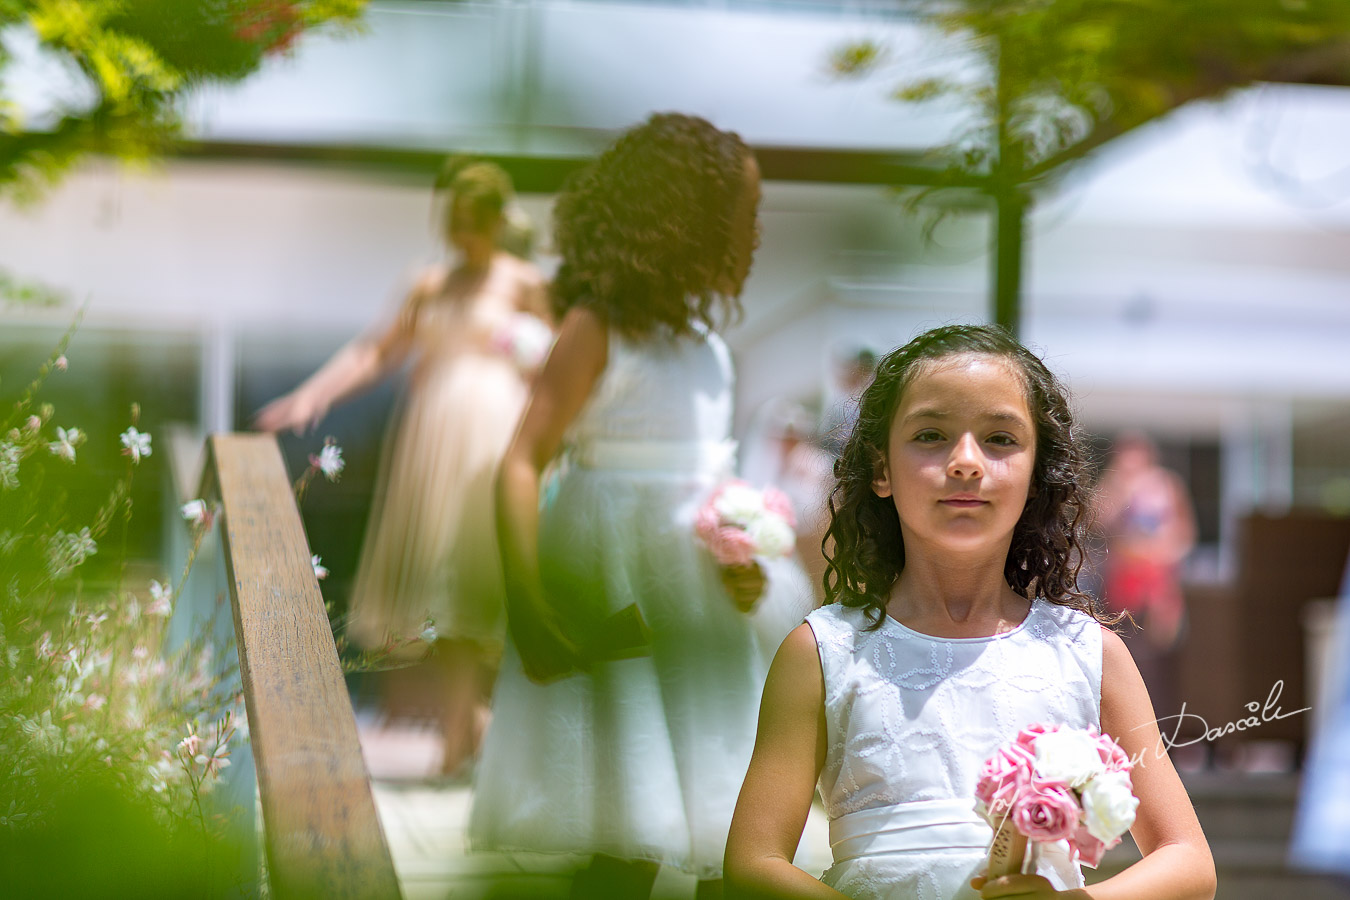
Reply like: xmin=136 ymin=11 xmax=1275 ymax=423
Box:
xmin=511 ymin=604 xmax=587 ymax=684
xmin=720 ymin=561 xmax=766 ymax=613
xmin=254 ymin=391 xmax=328 ymax=436
xmin=971 ymin=874 xmax=1078 ymax=898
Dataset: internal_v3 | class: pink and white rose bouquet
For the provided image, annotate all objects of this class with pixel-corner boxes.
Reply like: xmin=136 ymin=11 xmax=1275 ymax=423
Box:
xmin=695 ymin=480 xmax=797 ymax=567
xmin=491 ymin=312 xmax=554 ymax=373
xmin=975 ymin=723 xmax=1138 ymax=872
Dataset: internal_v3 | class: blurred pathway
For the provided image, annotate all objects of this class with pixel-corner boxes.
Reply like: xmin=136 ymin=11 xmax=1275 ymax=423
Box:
xmin=357 ymin=716 xmax=833 ymax=899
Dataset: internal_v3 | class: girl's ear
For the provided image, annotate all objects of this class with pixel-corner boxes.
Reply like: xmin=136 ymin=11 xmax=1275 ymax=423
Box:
xmin=871 ymin=453 xmax=893 ymax=499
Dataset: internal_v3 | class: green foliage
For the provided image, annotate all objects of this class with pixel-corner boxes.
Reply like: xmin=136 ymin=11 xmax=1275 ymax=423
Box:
xmin=0 ymin=0 xmax=367 ymax=200
xmin=845 ymin=0 xmax=1350 ymax=190
xmin=1 ymin=324 xmax=247 ymax=892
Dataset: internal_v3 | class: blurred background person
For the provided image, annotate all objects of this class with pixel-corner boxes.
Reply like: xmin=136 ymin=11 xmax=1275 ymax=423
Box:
xmin=1094 ymin=430 xmax=1197 ymax=723
xmin=255 ymin=159 xmax=551 ymax=779
xmin=820 ymin=344 xmax=877 ymax=456
xmin=743 ymin=397 xmax=834 ymax=603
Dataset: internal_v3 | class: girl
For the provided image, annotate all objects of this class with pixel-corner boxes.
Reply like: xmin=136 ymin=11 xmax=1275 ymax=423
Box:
xmin=469 ymin=113 xmax=813 ymax=899
xmin=256 ymin=160 xmax=550 ymax=777
xmin=724 ymin=325 xmax=1216 ymax=899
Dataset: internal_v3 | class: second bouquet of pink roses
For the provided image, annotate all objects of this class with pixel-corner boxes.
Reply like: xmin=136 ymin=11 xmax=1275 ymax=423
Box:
xmin=694 ymin=480 xmax=797 ymax=567
xmin=976 ymin=723 xmax=1139 ymax=876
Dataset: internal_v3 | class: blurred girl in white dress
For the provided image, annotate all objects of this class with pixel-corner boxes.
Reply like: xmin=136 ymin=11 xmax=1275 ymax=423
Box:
xmin=470 ymin=113 xmax=813 ymax=899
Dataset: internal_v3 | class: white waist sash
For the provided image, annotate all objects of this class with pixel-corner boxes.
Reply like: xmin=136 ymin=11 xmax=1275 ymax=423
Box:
xmin=829 ymin=799 xmax=993 ymax=863
xmin=571 ymin=438 xmax=736 ymax=474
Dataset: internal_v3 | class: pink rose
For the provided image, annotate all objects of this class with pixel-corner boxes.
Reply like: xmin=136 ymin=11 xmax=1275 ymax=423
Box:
xmin=1094 ymin=730 xmax=1133 ymax=772
xmin=975 ymin=743 xmax=1035 ymax=820
xmin=1069 ymin=822 xmax=1109 ymax=868
xmin=1014 ymin=722 xmax=1055 ymax=757
xmin=706 ymin=525 xmax=757 ymax=567
xmin=694 ymin=504 xmax=722 ymax=543
xmin=1011 ymin=779 xmax=1080 ymax=843
xmin=761 ymin=486 xmax=797 ymax=528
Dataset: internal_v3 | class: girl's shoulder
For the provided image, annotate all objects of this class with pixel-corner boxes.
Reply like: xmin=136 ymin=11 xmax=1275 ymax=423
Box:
xmin=805 ymin=603 xmax=878 ymax=651
xmin=1028 ymin=600 xmax=1103 ymax=645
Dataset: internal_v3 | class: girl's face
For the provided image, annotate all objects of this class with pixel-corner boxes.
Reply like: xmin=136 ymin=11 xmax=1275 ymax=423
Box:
xmin=718 ymin=154 xmax=762 ymax=297
xmin=872 ymin=353 xmax=1037 ymax=558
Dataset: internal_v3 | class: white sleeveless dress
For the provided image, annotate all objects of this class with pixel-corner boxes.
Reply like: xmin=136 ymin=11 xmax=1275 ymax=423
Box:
xmin=469 ymin=325 xmax=814 ymax=879
xmin=807 ymin=601 xmax=1102 ymax=900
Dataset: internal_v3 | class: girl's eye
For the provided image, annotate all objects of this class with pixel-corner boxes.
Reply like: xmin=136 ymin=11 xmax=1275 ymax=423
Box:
xmin=914 ymin=430 xmax=944 ymax=443
xmin=987 ymin=433 xmax=1018 ymax=447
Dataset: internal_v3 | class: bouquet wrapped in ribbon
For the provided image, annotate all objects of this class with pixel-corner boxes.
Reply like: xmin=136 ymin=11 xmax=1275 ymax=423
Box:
xmin=976 ymin=724 xmax=1139 ymax=877
xmin=694 ymin=480 xmax=797 ymax=567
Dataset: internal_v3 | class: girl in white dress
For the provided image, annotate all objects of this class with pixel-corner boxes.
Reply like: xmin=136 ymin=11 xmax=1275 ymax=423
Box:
xmin=724 ymin=325 xmax=1216 ymax=900
xmin=470 ymin=113 xmax=813 ymax=899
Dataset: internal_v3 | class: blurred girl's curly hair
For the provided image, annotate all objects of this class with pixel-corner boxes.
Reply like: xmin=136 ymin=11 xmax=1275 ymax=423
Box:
xmin=551 ymin=112 xmax=751 ymax=337
xmin=823 ymin=323 xmax=1110 ymax=628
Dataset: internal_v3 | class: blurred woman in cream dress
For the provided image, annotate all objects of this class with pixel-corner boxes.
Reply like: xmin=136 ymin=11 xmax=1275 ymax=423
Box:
xmin=256 ymin=161 xmax=551 ymax=775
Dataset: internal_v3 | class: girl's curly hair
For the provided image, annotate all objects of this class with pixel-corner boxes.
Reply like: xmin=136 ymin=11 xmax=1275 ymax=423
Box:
xmin=823 ymin=324 xmax=1109 ymax=628
xmin=551 ymin=113 xmax=751 ymax=337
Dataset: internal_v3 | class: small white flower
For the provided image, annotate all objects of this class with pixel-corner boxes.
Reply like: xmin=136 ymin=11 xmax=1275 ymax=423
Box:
xmin=180 ymin=499 xmax=209 ymax=526
xmin=119 ymin=426 xmax=153 ymax=463
xmin=83 ymin=693 xmax=106 ymax=712
xmin=178 ymin=731 xmax=202 ymax=760
xmin=0 ymin=442 xmax=21 ymax=490
xmin=1081 ymin=770 xmax=1139 ymax=843
xmin=47 ymin=528 xmax=97 ymax=577
xmin=54 ymin=355 xmax=68 ymax=371
xmin=419 ymin=622 xmax=439 ymax=643
xmin=47 ymin=426 xmax=82 ymax=463
xmin=309 ymin=443 xmax=344 ymax=481
xmin=147 ymin=580 xmax=172 ymax=617
xmin=1033 ymin=728 xmax=1108 ymax=789
xmin=311 ymin=555 xmax=328 ymax=580
xmin=25 ymin=415 xmax=41 ymax=432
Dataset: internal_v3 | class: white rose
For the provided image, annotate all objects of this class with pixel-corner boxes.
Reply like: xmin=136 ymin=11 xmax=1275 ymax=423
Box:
xmin=714 ymin=483 xmax=765 ymax=526
xmin=747 ymin=514 xmax=795 ymax=558
xmin=1033 ymin=728 xmax=1107 ymax=788
xmin=1081 ymin=770 xmax=1138 ymax=842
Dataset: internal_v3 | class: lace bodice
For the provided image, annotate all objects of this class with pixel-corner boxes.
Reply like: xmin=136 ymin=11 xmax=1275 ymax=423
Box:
xmin=808 ymin=601 xmax=1102 ymax=821
xmin=569 ymin=325 xmax=733 ymax=447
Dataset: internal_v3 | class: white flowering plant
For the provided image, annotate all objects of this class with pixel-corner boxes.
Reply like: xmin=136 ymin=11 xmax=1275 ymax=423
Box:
xmin=0 ymin=333 xmax=246 ymax=888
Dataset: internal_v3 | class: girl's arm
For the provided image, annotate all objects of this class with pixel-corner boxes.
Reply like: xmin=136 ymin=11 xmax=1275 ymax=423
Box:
xmin=724 ymin=623 xmax=848 ymax=899
xmin=978 ymin=627 xmax=1217 ymax=900
xmin=517 ymin=262 xmax=554 ymax=323
xmin=254 ymin=270 xmax=435 ymax=434
xmin=496 ymin=305 xmax=607 ymax=682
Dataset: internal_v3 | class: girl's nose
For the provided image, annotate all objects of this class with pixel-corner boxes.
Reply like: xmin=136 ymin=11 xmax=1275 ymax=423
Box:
xmin=947 ymin=434 xmax=984 ymax=479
